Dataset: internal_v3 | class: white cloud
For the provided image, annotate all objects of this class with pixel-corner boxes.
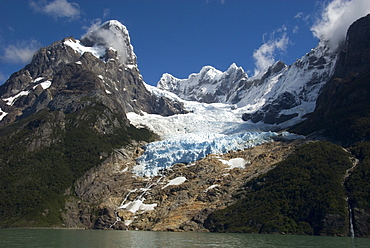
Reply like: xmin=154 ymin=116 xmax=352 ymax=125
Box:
xmin=83 ymin=18 xmax=103 ymax=34
xmin=82 ymin=19 xmax=130 ymax=64
xmin=1 ymin=40 xmax=41 ymax=64
xmin=294 ymin=12 xmax=304 ymax=19
xmin=30 ymin=0 xmax=80 ymax=20
xmin=253 ymin=27 xmax=289 ymax=76
xmin=311 ymin=0 xmax=370 ymax=51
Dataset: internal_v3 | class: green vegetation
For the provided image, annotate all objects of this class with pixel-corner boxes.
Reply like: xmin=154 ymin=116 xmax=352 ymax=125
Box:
xmin=346 ymin=141 xmax=370 ymax=236
xmin=205 ymin=141 xmax=352 ymax=236
xmin=0 ymin=103 xmax=154 ymax=227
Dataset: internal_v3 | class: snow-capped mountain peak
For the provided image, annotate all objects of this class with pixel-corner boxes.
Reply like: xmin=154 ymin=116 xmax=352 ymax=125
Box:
xmin=157 ymin=63 xmax=248 ymax=103
xmin=157 ymin=39 xmax=337 ymax=129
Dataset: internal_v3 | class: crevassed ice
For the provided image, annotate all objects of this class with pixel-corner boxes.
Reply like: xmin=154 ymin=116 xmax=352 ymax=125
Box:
xmin=133 ymin=131 xmax=278 ymax=177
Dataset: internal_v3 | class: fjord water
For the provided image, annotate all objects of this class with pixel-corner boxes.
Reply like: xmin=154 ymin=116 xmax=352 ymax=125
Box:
xmin=0 ymin=229 xmax=368 ymax=248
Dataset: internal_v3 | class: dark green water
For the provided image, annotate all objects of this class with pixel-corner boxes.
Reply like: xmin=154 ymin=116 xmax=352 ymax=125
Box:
xmin=0 ymin=229 xmax=369 ymax=248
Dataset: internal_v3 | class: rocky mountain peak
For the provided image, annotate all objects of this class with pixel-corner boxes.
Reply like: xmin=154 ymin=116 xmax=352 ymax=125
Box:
xmin=80 ymin=20 xmax=137 ymax=66
xmin=0 ymin=20 xmax=186 ymax=126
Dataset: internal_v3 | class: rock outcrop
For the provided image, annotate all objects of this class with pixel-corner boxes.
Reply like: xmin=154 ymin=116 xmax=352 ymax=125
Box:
xmin=63 ymin=140 xmax=302 ymax=231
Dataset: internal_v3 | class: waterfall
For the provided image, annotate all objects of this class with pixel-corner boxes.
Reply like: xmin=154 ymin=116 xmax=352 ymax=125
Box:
xmin=348 ymin=200 xmax=355 ymax=238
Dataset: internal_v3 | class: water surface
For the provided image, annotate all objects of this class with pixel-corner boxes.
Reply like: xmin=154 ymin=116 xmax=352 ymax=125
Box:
xmin=0 ymin=229 xmax=368 ymax=248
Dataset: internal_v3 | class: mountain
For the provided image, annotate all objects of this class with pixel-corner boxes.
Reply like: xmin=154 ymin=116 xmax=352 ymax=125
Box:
xmin=158 ymin=39 xmax=337 ymax=129
xmin=1 ymin=15 xmax=370 ymax=238
xmin=204 ymin=14 xmax=370 ymax=237
xmin=0 ymin=20 xmax=186 ymax=127
xmin=0 ymin=20 xmax=186 ymax=227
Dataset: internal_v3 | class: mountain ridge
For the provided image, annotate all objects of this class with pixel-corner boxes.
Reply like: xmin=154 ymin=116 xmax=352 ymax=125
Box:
xmin=157 ymin=39 xmax=337 ymax=128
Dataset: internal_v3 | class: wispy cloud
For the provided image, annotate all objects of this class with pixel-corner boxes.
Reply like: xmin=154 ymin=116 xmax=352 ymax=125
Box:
xmin=103 ymin=8 xmax=110 ymax=19
xmin=0 ymin=71 xmax=6 ymax=83
xmin=30 ymin=0 xmax=80 ymax=20
xmin=253 ymin=26 xmax=289 ymax=76
xmin=82 ymin=18 xmax=103 ymax=34
xmin=205 ymin=0 xmax=226 ymax=4
xmin=1 ymin=40 xmax=41 ymax=64
xmin=311 ymin=0 xmax=370 ymax=51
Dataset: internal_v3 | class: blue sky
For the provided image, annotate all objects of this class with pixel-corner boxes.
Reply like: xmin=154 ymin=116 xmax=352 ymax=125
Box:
xmin=1 ymin=0 xmax=370 ymax=86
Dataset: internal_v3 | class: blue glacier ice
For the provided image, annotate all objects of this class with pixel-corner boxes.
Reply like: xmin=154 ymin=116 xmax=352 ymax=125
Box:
xmin=133 ymin=131 xmax=289 ymax=176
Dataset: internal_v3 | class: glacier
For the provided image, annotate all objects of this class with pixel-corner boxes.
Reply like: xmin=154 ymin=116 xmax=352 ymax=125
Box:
xmin=133 ymin=132 xmax=279 ymax=176
xmin=129 ymin=84 xmax=304 ymax=176
xmin=129 ymin=29 xmax=337 ymax=178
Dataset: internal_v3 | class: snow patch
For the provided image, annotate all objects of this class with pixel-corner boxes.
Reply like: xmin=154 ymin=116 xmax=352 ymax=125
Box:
xmin=204 ymin=184 xmax=220 ymax=192
xmin=34 ymin=77 xmax=44 ymax=83
xmin=118 ymin=199 xmax=157 ymax=214
xmin=2 ymin=90 xmax=30 ymax=106
xmin=0 ymin=108 xmax=8 ymax=121
xmin=162 ymin=177 xmax=187 ymax=189
xmin=219 ymin=158 xmax=249 ymax=169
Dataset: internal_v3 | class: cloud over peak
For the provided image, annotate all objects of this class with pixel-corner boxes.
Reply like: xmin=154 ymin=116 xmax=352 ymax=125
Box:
xmin=311 ymin=0 xmax=370 ymax=50
xmin=30 ymin=0 xmax=80 ymax=20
